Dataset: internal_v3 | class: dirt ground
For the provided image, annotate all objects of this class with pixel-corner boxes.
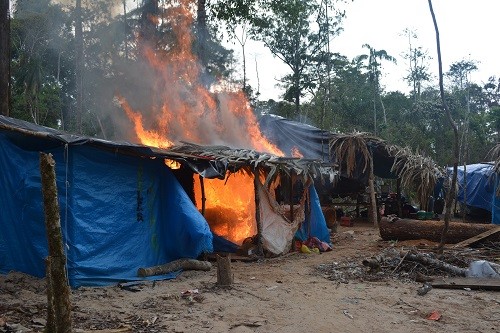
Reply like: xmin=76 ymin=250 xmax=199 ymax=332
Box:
xmin=1 ymin=219 xmax=499 ymax=333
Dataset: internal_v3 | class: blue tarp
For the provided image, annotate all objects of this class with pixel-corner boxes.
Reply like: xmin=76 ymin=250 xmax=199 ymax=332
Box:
xmin=295 ymin=186 xmax=332 ymax=245
xmin=450 ymin=163 xmax=500 ymax=225
xmin=0 ymin=135 xmax=213 ymax=287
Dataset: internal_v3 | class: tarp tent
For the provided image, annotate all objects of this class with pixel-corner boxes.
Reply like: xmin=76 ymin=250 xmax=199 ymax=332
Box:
xmin=0 ymin=116 xmax=333 ymax=286
xmin=449 ymin=163 xmax=500 ymax=224
xmin=0 ymin=116 xmax=213 ymax=287
xmin=258 ymin=114 xmax=400 ymax=196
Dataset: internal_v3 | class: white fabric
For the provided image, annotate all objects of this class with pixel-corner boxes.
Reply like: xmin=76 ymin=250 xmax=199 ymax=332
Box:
xmin=257 ymin=181 xmax=304 ymax=255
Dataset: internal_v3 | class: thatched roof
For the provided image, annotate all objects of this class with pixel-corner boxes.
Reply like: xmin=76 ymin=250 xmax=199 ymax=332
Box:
xmin=488 ymin=143 xmax=500 ymax=174
xmin=329 ymin=132 xmax=444 ymax=203
xmin=0 ymin=115 xmax=335 ymax=182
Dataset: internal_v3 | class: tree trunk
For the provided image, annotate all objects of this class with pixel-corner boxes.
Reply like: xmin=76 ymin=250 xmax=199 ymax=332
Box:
xmin=0 ymin=0 xmax=10 ymax=117
xmin=196 ymin=0 xmax=208 ymax=67
xmin=428 ymin=0 xmax=459 ymax=253
xmin=40 ymin=153 xmax=73 ymax=333
xmin=123 ymin=0 xmax=128 ymax=60
xmin=379 ymin=217 xmax=500 ymax=244
xmin=139 ymin=0 xmax=158 ymax=54
xmin=75 ymin=0 xmax=83 ymax=134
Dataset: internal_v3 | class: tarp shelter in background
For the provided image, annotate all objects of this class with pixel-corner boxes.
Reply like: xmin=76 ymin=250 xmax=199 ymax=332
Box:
xmin=0 ymin=115 xmax=334 ymax=286
xmin=258 ymin=114 xmax=442 ymax=207
xmin=259 ymin=114 xmax=401 ymax=195
xmin=449 ymin=163 xmax=500 ymax=224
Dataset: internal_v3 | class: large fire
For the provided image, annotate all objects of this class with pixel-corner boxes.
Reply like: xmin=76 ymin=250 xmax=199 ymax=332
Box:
xmin=194 ymin=172 xmax=257 ymax=245
xmin=120 ymin=0 xmax=282 ymax=243
xmin=119 ymin=0 xmax=283 ymax=156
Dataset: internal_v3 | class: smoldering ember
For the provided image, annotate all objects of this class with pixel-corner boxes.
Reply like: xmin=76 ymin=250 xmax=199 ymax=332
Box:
xmin=0 ymin=1 xmax=499 ymax=333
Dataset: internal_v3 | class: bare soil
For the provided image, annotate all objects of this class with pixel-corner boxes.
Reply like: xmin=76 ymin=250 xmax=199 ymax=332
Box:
xmin=1 ymin=219 xmax=499 ymax=333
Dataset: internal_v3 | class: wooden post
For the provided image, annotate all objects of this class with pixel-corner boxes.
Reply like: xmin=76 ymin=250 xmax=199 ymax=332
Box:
xmin=45 ymin=257 xmax=56 ymax=333
xmin=199 ymin=174 xmax=206 ymax=216
xmin=253 ymin=168 xmax=263 ymax=256
xmin=216 ymin=254 xmax=233 ymax=286
xmin=368 ymin=154 xmax=378 ymax=227
xmin=289 ymin=172 xmax=295 ymax=222
xmin=40 ymin=153 xmax=73 ymax=333
xmin=396 ymin=178 xmax=402 ymax=217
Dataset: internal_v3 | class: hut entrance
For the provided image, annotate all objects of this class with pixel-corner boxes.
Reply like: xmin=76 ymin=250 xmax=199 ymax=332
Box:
xmin=194 ymin=171 xmax=257 ymax=245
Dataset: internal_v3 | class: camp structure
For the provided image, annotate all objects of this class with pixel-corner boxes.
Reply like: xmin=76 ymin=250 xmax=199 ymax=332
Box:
xmin=0 ymin=115 xmax=333 ymax=287
xmin=259 ymin=114 xmax=443 ymax=223
xmin=444 ymin=163 xmax=500 ymax=224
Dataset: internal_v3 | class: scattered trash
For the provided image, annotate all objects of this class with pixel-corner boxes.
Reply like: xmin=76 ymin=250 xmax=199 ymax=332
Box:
xmin=181 ymin=289 xmax=204 ymax=304
xmin=342 ymin=309 xmax=353 ymax=319
xmin=266 ymin=285 xmax=278 ymax=291
xmin=463 ymin=287 xmax=472 ymax=291
xmin=250 ymin=276 xmax=256 ymax=280
xmin=417 ymin=283 xmax=432 ymax=296
xmin=467 ymin=260 xmax=500 ymax=278
xmin=427 ymin=310 xmax=442 ymax=321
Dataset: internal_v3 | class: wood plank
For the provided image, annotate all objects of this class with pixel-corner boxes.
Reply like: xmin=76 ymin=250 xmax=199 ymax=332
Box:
xmin=430 ymin=277 xmax=500 ymax=291
xmin=452 ymin=226 xmax=500 ymax=248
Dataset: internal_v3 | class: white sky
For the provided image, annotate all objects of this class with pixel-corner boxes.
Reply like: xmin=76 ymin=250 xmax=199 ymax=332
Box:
xmin=236 ymin=0 xmax=500 ymax=100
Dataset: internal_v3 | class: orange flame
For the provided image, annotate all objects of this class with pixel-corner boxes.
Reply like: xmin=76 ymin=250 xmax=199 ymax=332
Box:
xmin=194 ymin=172 xmax=257 ymax=245
xmin=291 ymin=146 xmax=303 ymax=158
xmin=119 ymin=1 xmax=283 ymax=245
xmin=119 ymin=0 xmax=283 ymax=156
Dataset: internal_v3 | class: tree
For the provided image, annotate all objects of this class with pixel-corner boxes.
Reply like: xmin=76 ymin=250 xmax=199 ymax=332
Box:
xmin=428 ymin=0 xmax=459 ymax=253
xmin=401 ymin=28 xmax=431 ymax=102
xmin=356 ymin=44 xmax=396 ymax=134
xmin=0 ymin=0 xmax=9 ymax=117
xmin=75 ymin=0 xmax=83 ymax=133
xmin=10 ymin=0 xmax=69 ymax=127
xmin=250 ymin=0 xmax=344 ymax=118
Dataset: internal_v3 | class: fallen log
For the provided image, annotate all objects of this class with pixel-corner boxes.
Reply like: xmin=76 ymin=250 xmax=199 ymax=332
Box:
xmin=379 ymin=217 xmax=500 ymax=244
xmin=137 ymin=259 xmax=212 ymax=277
xmin=404 ymin=252 xmax=467 ymax=276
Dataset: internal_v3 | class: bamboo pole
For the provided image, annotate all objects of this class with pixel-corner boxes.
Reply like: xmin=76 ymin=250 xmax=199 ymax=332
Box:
xmin=40 ymin=152 xmax=73 ymax=333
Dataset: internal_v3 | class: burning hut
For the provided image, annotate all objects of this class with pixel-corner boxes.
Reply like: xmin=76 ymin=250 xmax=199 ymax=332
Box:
xmin=0 ymin=115 xmax=333 ymax=287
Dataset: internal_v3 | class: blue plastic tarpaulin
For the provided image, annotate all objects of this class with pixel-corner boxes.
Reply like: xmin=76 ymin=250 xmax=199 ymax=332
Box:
xmin=0 ymin=136 xmax=213 ymax=287
xmin=450 ymin=163 xmax=500 ymax=225
xmin=295 ymin=185 xmax=332 ymax=245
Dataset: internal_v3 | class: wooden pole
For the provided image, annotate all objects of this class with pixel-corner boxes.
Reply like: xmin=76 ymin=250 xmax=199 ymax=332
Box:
xmin=396 ymin=178 xmax=402 ymax=217
xmin=253 ymin=168 xmax=263 ymax=256
xmin=199 ymin=174 xmax=206 ymax=216
xmin=40 ymin=152 xmax=73 ymax=333
xmin=368 ymin=154 xmax=378 ymax=227
xmin=289 ymin=171 xmax=294 ymax=222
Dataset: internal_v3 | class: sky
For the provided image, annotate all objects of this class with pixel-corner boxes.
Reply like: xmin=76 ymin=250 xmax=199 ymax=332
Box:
xmin=237 ymin=0 xmax=500 ymax=101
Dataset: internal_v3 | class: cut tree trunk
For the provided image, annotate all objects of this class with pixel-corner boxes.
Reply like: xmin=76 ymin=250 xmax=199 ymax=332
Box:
xmin=0 ymin=0 xmax=9 ymax=117
xmin=379 ymin=217 xmax=500 ymax=244
xmin=40 ymin=153 xmax=73 ymax=333
xmin=137 ymin=259 xmax=211 ymax=277
xmin=216 ymin=254 xmax=233 ymax=287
